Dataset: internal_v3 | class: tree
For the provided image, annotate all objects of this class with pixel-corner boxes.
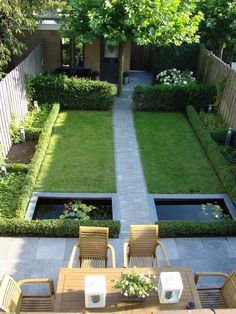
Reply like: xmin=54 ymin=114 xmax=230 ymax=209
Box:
xmin=197 ymin=0 xmax=236 ymax=59
xmin=0 ymin=1 xmax=64 ymax=76
xmin=63 ymin=0 xmax=203 ymax=95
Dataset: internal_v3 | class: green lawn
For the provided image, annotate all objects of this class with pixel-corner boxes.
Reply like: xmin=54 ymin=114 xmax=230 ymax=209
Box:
xmin=35 ymin=111 xmax=115 ymax=192
xmin=134 ymin=112 xmax=224 ymax=194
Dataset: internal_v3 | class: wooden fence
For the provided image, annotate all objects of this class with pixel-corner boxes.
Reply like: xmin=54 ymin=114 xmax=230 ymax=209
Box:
xmin=196 ymin=46 xmax=236 ymax=129
xmin=0 ymin=44 xmax=43 ymax=157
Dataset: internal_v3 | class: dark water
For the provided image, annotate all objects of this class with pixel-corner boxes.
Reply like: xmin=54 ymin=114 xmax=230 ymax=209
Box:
xmin=33 ymin=198 xmax=112 ymax=220
xmin=155 ymin=199 xmax=232 ymax=221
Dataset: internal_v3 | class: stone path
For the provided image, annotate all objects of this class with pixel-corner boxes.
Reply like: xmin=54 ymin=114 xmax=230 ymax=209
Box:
xmin=113 ymin=72 xmax=155 ymax=237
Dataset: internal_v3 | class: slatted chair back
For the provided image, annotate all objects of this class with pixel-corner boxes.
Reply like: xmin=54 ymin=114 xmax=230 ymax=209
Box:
xmin=79 ymin=226 xmax=109 ymax=260
xmin=0 ymin=274 xmax=22 ymax=314
xmin=129 ymin=225 xmax=158 ymax=256
xmin=222 ymin=269 xmax=236 ymax=308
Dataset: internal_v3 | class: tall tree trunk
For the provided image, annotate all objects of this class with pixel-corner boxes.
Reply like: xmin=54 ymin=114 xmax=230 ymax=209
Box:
xmin=214 ymin=39 xmax=224 ymax=59
xmin=70 ymin=37 xmax=75 ymax=67
xmin=117 ymin=42 xmax=125 ymax=97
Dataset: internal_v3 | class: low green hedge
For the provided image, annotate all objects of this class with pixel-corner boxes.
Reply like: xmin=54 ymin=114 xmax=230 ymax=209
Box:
xmin=133 ymin=83 xmax=216 ymax=112
xmin=157 ymin=220 xmax=236 ymax=237
xmin=27 ymin=75 xmax=116 ymax=110
xmin=6 ymin=163 xmax=29 ymax=173
xmin=0 ymin=219 xmax=120 ymax=238
xmin=186 ymin=106 xmax=236 ymax=204
xmin=16 ymin=104 xmax=60 ymax=218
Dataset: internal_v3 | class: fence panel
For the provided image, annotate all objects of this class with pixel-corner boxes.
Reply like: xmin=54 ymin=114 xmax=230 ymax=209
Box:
xmin=197 ymin=46 xmax=236 ymax=129
xmin=0 ymin=44 xmax=43 ymax=157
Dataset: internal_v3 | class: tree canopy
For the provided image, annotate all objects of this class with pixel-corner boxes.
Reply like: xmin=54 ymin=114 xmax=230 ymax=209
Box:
xmin=197 ymin=0 xmax=236 ymax=59
xmin=63 ymin=0 xmax=203 ymax=95
xmin=0 ymin=0 xmax=64 ymax=75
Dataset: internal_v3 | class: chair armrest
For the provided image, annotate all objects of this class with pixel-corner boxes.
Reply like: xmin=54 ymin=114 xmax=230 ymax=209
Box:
xmin=156 ymin=240 xmax=170 ymax=267
xmin=123 ymin=242 xmax=129 ymax=268
xmin=17 ymin=278 xmax=55 ymax=296
xmin=67 ymin=244 xmax=79 ymax=268
xmin=194 ymin=272 xmax=228 ymax=285
xmin=108 ymin=244 xmax=116 ymax=268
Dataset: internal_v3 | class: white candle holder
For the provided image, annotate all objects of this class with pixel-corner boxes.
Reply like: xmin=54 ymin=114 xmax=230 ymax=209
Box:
xmin=1 ymin=164 xmax=7 ymax=177
xmin=20 ymin=126 xmax=26 ymax=143
xmin=33 ymin=100 xmax=38 ymax=108
xmin=158 ymin=272 xmax=183 ymax=304
xmin=84 ymin=275 xmax=106 ymax=308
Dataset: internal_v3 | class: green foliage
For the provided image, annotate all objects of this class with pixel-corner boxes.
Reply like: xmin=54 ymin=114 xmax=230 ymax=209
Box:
xmin=153 ymin=44 xmax=200 ymax=76
xmin=215 ymin=75 xmax=228 ymax=109
xmin=16 ymin=103 xmax=60 ymax=218
xmin=114 ymin=270 xmax=156 ymax=298
xmin=9 ymin=113 xmax=20 ymax=144
xmin=197 ymin=0 xmax=236 ymax=58
xmin=157 ymin=220 xmax=236 ymax=237
xmin=0 ymin=219 xmax=120 ymax=238
xmin=156 ymin=69 xmax=196 ymax=86
xmin=6 ymin=163 xmax=29 ymax=173
xmin=59 ymin=200 xmax=96 ymax=220
xmin=201 ymin=203 xmax=231 ymax=220
xmin=186 ymin=105 xmax=236 ymax=205
xmin=199 ymin=111 xmax=228 ymax=144
xmin=0 ymin=168 xmax=27 ymax=218
xmin=133 ymin=83 xmax=216 ymax=112
xmin=27 ymin=75 xmax=116 ymax=110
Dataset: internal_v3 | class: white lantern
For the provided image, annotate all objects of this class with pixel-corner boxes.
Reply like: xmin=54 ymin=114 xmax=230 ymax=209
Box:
xmin=84 ymin=275 xmax=106 ymax=308
xmin=158 ymin=272 xmax=183 ymax=304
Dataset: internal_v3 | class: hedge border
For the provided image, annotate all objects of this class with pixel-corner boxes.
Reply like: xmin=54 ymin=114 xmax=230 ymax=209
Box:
xmin=16 ymin=104 xmax=60 ymax=218
xmin=157 ymin=220 xmax=236 ymax=237
xmin=186 ymin=105 xmax=236 ymax=205
xmin=0 ymin=219 xmax=120 ymax=238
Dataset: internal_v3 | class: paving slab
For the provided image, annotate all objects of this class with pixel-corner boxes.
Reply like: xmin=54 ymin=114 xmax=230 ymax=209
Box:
xmin=35 ymin=238 xmax=66 ymax=260
xmin=7 ymin=237 xmax=39 ymax=260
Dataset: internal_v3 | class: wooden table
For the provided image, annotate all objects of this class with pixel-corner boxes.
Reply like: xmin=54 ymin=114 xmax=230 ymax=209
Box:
xmin=55 ymin=267 xmax=202 ymax=313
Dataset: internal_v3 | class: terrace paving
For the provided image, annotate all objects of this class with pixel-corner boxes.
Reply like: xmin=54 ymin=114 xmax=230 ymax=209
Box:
xmin=1 ymin=71 xmax=236 ymax=294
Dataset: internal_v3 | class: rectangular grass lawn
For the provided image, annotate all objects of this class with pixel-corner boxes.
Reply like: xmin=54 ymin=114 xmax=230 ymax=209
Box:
xmin=134 ymin=112 xmax=224 ymax=194
xmin=35 ymin=111 xmax=115 ymax=192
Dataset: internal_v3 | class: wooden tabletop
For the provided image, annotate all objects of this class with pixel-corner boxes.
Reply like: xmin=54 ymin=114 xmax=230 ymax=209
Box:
xmin=55 ymin=267 xmax=202 ymax=313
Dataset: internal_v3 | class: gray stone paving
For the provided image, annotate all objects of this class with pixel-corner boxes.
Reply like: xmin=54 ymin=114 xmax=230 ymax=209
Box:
xmin=113 ymin=71 xmax=155 ymax=237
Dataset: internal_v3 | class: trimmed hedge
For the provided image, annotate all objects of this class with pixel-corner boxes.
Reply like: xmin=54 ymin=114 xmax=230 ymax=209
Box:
xmin=27 ymin=74 xmax=116 ymax=110
xmin=186 ymin=105 xmax=236 ymax=204
xmin=133 ymin=83 xmax=216 ymax=112
xmin=0 ymin=219 xmax=120 ymax=238
xmin=16 ymin=104 xmax=60 ymax=218
xmin=6 ymin=163 xmax=29 ymax=173
xmin=157 ymin=220 xmax=236 ymax=237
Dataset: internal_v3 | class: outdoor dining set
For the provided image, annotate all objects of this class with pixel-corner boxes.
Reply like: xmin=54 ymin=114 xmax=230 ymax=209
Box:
xmin=0 ymin=225 xmax=235 ymax=313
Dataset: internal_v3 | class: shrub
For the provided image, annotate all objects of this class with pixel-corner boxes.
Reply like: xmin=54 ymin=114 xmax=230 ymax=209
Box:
xmin=186 ymin=106 xmax=236 ymax=205
xmin=27 ymin=74 xmax=116 ymax=110
xmin=0 ymin=219 xmax=120 ymax=238
xmin=16 ymin=103 xmax=60 ymax=218
xmin=133 ymin=83 xmax=216 ymax=112
xmin=156 ymin=68 xmax=195 ymax=86
xmin=157 ymin=220 xmax=236 ymax=237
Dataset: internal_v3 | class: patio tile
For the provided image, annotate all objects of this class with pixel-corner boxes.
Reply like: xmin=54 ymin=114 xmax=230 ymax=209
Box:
xmin=35 ymin=238 xmax=66 ymax=260
xmin=226 ymin=237 xmax=236 ymax=258
xmin=201 ymin=237 xmax=232 ymax=259
xmin=63 ymin=238 xmax=78 ymax=262
xmin=7 ymin=237 xmax=39 ymax=260
xmin=175 ymin=238 xmax=206 ymax=260
xmin=160 ymin=238 xmax=180 ymax=260
xmin=109 ymin=239 xmax=124 ymax=268
xmin=0 ymin=237 xmax=12 ymax=260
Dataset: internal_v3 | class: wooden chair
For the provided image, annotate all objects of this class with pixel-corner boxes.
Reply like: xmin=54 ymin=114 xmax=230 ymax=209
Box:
xmin=67 ymin=226 xmax=116 ymax=268
xmin=0 ymin=274 xmax=55 ymax=313
xmin=123 ymin=225 xmax=170 ymax=268
xmin=195 ymin=269 xmax=236 ymax=308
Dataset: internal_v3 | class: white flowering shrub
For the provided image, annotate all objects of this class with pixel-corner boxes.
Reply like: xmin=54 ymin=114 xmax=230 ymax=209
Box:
xmin=156 ymin=68 xmax=195 ymax=86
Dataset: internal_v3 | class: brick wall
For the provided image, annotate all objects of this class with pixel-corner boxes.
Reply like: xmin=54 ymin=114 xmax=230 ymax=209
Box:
xmin=84 ymin=39 xmax=100 ymax=72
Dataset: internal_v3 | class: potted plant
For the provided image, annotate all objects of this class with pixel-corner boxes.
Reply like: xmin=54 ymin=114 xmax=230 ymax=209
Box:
xmin=123 ymin=71 xmax=129 ymax=85
xmin=114 ymin=269 xmax=156 ymax=301
xmin=92 ymin=71 xmax=100 ymax=80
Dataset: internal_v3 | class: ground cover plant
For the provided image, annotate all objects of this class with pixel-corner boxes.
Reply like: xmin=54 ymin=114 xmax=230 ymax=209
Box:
xmin=35 ymin=111 xmax=115 ymax=193
xmin=134 ymin=112 xmax=224 ymax=194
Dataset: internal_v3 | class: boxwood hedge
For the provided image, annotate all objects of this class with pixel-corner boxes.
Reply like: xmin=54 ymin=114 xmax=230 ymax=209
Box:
xmin=186 ymin=105 xmax=236 ymax=205
xmin=157 ymin=220 xmax=236 ymax=237
xmin=27 ymin=74 xmax=116 ymax=111
xmin=133 ymin=83 xmax=216 ymax=112
xmin=0 ymin=219 xmax=120 ymax=238
xmin=16 ymin=103 xmax=60 ymax=218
